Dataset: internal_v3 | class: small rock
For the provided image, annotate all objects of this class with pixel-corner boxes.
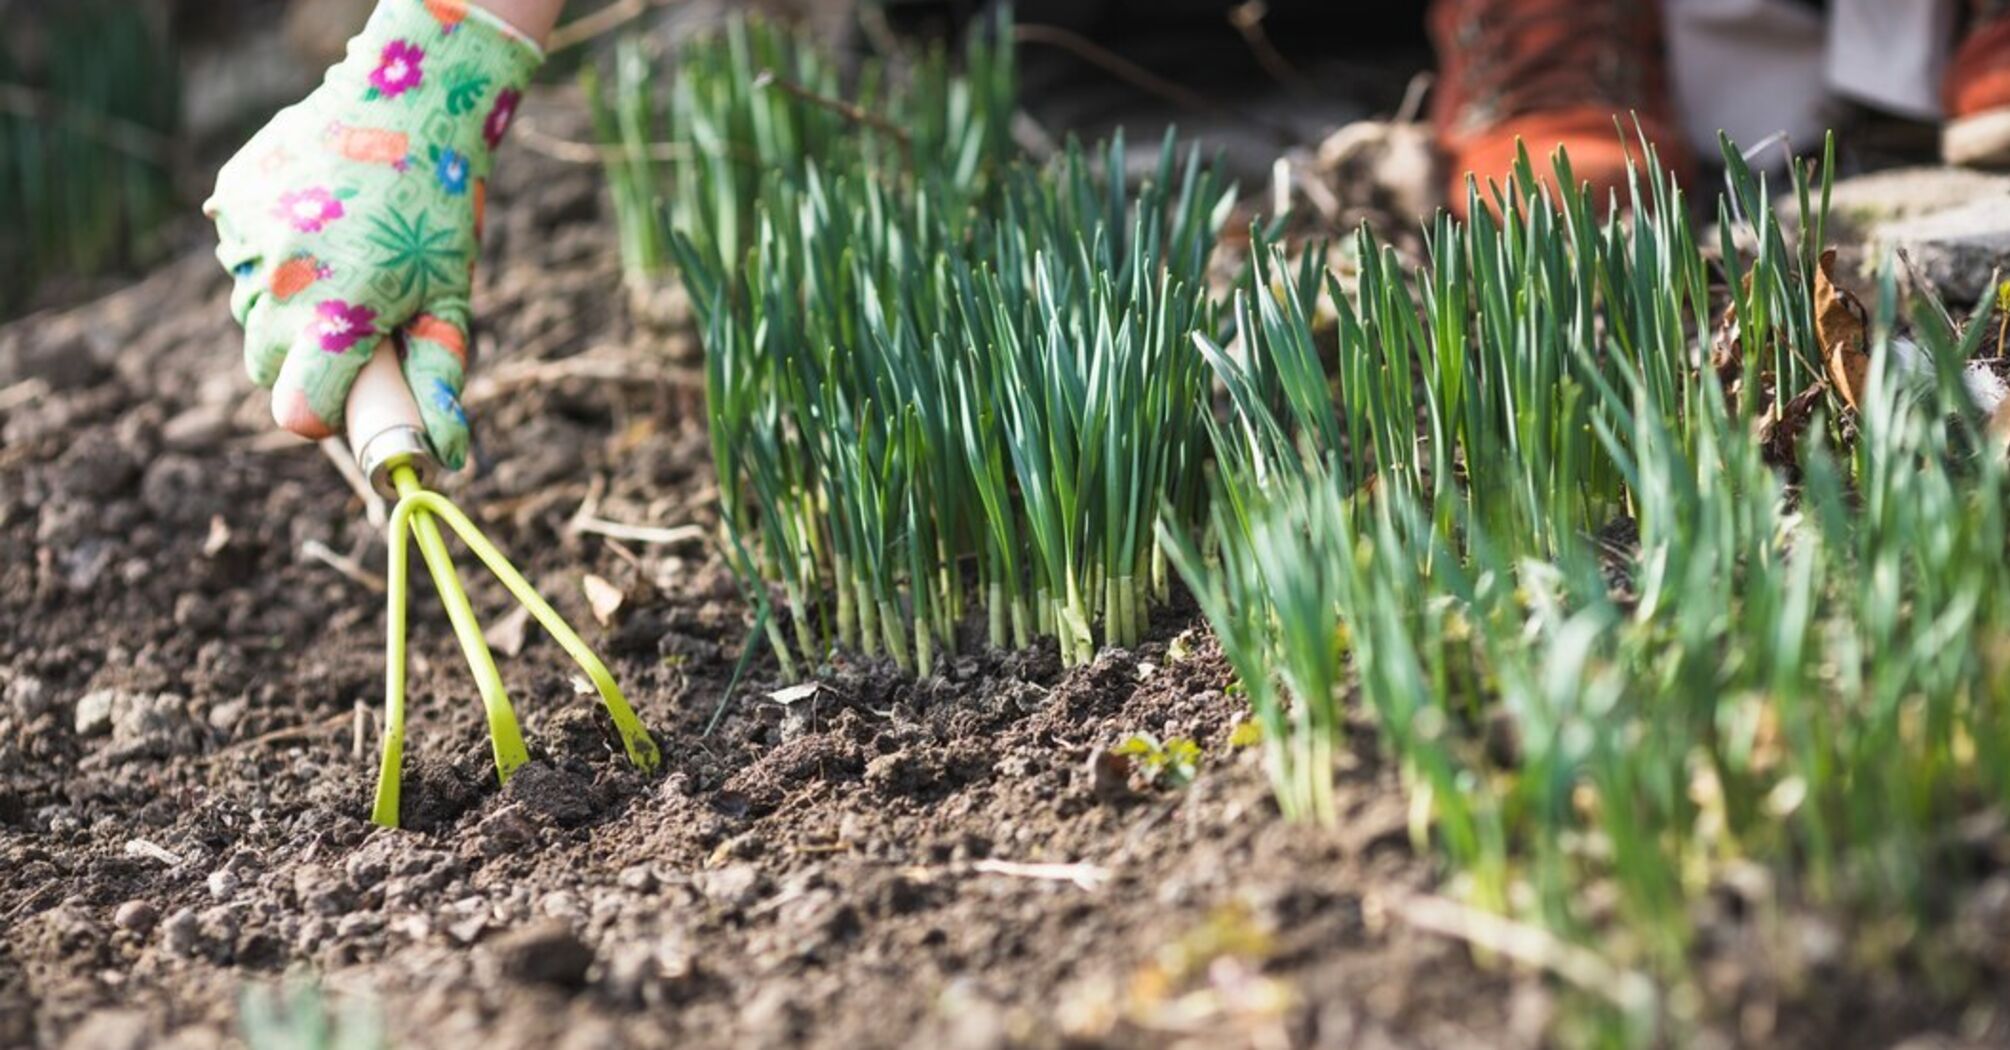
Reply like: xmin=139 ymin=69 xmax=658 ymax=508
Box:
xmin=617 ymin=864 xmax=657 ymax=892
xmin=448 ymin=914 xmax=488 ymax=945
xmin=494 ymin=920 xmax=595 ymax=988
xmin=294 ymin=867 xmax=354 ymax=915
xmin=112 ymin=900 xmax=157 ymax=934
xmin=4 ymin=672 xmax=52 ymax=720
xmin=601 ymin=942 xmax=658 ymax=1006
xmin=161 ymin=907 xmax=201 ymax=956
xmin=699 ymin=863 xmax=768 ymax=910
xmin=476 ymin=803 xmax=538 ymax=857
xmin=1827 ymin=166 xmax=2010 ymax=226
xmin=541 ymin=890 xmax=583 ymax=920
xmin=56 ymin=1009 xmax=149 ymax=1050
xmin=1873 ymin=201 xmax=2010 ymax=303
xmin=198 ymin=905 xmax=241 ymax=951
xmin=73 ymin=689 xmax=117 ymax=737
xmin=334 ymin=912 xmax=383 ymax=940
xmin=502 ymin=762 xmax=599 ymax=827
xmin=206 ymin=697 xmax=248 ymax=735
xmin=1083 ymin=748 xmax=1134 ymax=803
xmin=207 ymin=868 xmax=240 ymax=901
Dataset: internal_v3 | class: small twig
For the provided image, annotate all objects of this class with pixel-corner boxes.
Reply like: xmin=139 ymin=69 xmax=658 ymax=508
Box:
xmin=209 ymin=709 xmax=355 ymax=762
xmin=1291 ymin=153 xmax=1344 ymax=225
xmin=320 ymin=438 xmax=387 ymax=527
xmin=1988 ymin=264 xmax=2006 ymax=356
xmin=566 ymin=470 xmax=704 ymax=545
xmin=1896 ymin=246 xmax=1960 ymax=336
xmin=601 ymin=537 xmax=646 ymax=572
xmin=573 ymin=516 xmax=708 ymax=546
xmin=124 ymin=839 xmax=185 ymax=867
xmin=969 ymin=858 xmax=1111 ymax=891
xmin=514 ymin=118 xmax=692 ymax=165
xmin=1386 ymin=892 xmax=1656 ymax=1015
xmin=1394 ymin=71 xmax=1434 ymax=125
xmin=547 ymin=0 xmax=673 ymax=53
xmin=753 ymin=69 xmax=912 ymax=152
xmin=1227 ymin=2 xmax=1316 ymax=96
xmin=352 ymin=701 xmax=371 ymax=760
xmin=302 ymin=539 xmax=387 ymax=592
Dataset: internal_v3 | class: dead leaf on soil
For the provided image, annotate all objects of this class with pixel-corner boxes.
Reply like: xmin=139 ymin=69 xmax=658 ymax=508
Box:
xmin=1814 ymin=249 xmax=1872 ymax=411
xmin=583 ymin=573 xmax=625 ymax=626
xmin=1709 ymin=273 xmax=1759 ymax=395
xmin=1755 ymin=381 xmax=1828 ymax=468
xmin=767 ymin=682 xmax=822 ymax=706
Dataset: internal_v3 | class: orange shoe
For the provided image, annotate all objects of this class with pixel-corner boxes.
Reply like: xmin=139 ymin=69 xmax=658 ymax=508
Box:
xmin=1944 ymin=1 xmax=2010 ymax=167
xmin=1428 ymin=0 xmax=1694 ymax=217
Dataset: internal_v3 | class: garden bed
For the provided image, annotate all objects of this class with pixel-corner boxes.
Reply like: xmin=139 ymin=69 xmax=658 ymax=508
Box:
xmin=0 ymin=95 xmax=1522 ymax=1050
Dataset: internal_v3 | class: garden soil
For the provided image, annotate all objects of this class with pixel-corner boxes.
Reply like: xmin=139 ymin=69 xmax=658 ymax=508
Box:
xmin=0 ymin=90 xmax=1989 ymax=1050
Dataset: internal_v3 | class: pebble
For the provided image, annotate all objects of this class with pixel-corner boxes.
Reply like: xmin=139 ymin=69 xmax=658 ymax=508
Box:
xmin=476 ymin=804 xmax=538 ymax=857
xmin=55 ymin=1010 xmax=148 ymax=1050
xmin=112 ymin=899 xmax=157 ymax=934
xmin=1083 ymin=748 xmax=1134 ymax=803
xmin=207 ymin=868 xmax=240 ymax=901
xmin=4 ymin=672 xmax=52 ymax=720
xmin=161 ymin=907 xmax=201 ymax=956
xmin=73 ymin=689 xmax=117 ymax=737
xmin=494 ymin=920 xmax=595 ymax=989
xmin=617 ymin=864 xmax=658 ymax=892
xmin=699 ymin=863 xmax=768 ymax=910
xmin=541 ymin=890 xmax=583 ymax=920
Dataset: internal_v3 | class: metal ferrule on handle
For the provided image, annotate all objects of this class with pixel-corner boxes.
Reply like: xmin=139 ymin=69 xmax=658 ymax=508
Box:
xmin=346 ymin=339 xmax=438 ymax=498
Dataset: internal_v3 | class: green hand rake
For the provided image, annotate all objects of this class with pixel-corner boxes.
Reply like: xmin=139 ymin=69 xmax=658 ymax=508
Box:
xmin=346 ymin=342 xmax=660 ymax=828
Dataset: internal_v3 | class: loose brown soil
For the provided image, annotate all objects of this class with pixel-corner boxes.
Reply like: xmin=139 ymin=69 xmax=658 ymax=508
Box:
xmin=6 ymin=86 xmax=2005 ymax=1050
xmin=0 ymin=90 xmax=1526 ymax=1050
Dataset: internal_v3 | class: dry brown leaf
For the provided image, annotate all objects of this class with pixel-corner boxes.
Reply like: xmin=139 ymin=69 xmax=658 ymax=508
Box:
xmin=583 ymin=573 xmax=625 ymax=626
xmin=1755 ymin=381 xmax=1828 ymax=468
xmin=1814 ymin=249 xmax=1871 ymax=411
xmin=1709 ymin=273 xmax=1759 ymax=394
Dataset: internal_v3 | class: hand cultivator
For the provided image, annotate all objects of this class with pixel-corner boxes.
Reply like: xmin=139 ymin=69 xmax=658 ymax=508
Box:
xmin=346 ymin=342 xmax=660 ymax=828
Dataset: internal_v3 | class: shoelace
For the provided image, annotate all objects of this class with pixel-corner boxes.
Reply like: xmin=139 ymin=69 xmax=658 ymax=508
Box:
xmin=1450 ymin=0 xmax=1661 ymax=125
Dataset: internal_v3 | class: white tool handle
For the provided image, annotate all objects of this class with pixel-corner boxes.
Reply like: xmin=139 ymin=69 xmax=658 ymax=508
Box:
xmin=346 ymin=339 xmax=437 ymax=497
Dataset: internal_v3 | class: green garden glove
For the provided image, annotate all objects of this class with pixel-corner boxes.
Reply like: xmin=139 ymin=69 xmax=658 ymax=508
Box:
xmin=204 ymin=0 xmax=542 ymax=470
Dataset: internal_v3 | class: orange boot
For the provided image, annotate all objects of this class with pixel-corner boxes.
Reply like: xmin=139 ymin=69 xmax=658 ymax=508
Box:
xmin=1945 ymin=1 xmax=2010 ymax=167
xmin=1429 ymin=0 xmax=1694 ymax=217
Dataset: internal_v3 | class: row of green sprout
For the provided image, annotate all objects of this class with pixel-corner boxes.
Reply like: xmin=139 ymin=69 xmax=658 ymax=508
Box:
xmin=590 ymin=15 xmax=1234 ymax=676
xmin=1173 ymin=139 xmax=2010 ymax=1040
xmin=595 ymin=16 xmax=2010 ymax=1039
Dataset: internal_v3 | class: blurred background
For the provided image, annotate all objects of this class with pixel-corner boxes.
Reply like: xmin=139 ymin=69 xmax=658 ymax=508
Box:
xmin=0 ymin=0 xmax=1434 ymax=322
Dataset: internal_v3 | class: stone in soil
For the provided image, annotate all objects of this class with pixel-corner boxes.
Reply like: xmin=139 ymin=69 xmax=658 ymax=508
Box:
xmin=1828 ymin=166 xmax=2010 ymax=304
xmin=493 ymin=920 xmax=595 ymax=989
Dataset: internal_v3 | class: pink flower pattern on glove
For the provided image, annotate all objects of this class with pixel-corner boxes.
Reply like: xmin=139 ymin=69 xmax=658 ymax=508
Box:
xmin=273 ymin=188 xmax=346 ymax=233
xmin=313 ymin=300 xmax=377 ymax=353
xmin=483 ymin=88 xmax=520 ymax=150
xmin=369 ymin=40 xmax=426 ymax=98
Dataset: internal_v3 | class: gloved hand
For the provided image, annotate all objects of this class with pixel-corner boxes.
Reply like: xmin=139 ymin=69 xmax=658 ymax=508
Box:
xmin=204 ymin=0 xmax=542 ymax=469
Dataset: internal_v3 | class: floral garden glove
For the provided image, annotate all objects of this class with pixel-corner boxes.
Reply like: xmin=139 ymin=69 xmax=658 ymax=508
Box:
xmin=204 ymin=0 xmax=541 ymax=470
